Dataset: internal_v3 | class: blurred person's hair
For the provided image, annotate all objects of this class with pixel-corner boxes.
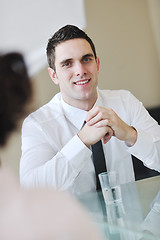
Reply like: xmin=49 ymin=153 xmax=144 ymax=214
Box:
xmin=0 ymin=52 xmax=32 ymax=146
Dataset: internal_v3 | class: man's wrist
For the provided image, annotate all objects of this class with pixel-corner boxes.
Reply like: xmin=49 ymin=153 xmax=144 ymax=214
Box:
xmin=77 ymin=132 xmax=90 ymax=149
xmin=125 ymin=126 xmax=137 ymax=147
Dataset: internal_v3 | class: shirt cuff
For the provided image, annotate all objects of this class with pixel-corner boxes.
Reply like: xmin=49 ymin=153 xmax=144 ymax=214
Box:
xmin=61 ymin=135 xmax=92 ymax=172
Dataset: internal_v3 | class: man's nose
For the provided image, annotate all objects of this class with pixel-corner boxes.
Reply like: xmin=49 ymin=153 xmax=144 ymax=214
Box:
xmin=74 ymin=62 xmax=86 ymax=77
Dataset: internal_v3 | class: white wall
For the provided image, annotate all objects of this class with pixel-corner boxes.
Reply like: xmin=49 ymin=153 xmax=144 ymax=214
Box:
xmin=148 ymin=0 xmax=160 ymax=65
xmin=84 ymin=0 xmax=160 ymax=108
xmin=0 ymin=0 xmax=86 ymax=76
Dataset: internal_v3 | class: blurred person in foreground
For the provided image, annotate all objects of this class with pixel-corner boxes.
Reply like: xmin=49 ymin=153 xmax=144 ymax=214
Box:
xmin=20 ymin=25 xmax=160 ymax=195
xmin=0 ymin=52 xmax=103 ymax=240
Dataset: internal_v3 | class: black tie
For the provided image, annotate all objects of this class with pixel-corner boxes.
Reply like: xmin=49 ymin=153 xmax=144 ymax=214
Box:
xmin=91 ymin=140 xmax=107 ymax=190
xmin=82 ymin=121 xmax=107 ymax=190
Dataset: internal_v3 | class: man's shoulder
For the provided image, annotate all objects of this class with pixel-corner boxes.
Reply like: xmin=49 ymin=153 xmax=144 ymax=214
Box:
xmin=99 ymin=88 xmax=132 ymax=99
xmin=24 ymin=92 xmax=63 ymax=124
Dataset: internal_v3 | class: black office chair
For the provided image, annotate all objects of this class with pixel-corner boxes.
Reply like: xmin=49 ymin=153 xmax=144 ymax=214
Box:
xmin=132 ymin=106 xmax=160 ymax=180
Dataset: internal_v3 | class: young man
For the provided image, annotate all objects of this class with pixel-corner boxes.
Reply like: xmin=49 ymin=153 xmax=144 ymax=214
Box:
xmin=20 ymin=25 xmax=160 ymax=195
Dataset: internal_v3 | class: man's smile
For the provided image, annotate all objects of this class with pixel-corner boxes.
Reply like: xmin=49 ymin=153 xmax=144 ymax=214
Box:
xmin=74 ymin=79 xmax=91 ymax=85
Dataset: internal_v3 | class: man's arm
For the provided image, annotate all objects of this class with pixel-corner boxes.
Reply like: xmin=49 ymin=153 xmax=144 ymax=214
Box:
xmin=20 ymin=115 xmax=113 ymax=189
xmin=84 ymin=91 xmax=160 ymax=172
xmin=20 ymin=119 xmax=92 ymax=190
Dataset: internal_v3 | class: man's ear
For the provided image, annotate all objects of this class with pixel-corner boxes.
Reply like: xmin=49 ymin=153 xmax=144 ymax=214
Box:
xmin=96 ymin=57 xmax=100 ymax=73
xmin=48 ymin=67 xmax=59 ymax=85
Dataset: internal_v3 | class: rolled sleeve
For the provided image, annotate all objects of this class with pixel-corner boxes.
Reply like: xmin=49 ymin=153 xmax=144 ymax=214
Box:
xmin=127 ymin=128 xmax=160 ymax=171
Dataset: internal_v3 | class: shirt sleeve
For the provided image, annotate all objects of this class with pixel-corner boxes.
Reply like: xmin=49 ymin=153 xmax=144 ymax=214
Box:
xmin=20 ymin=118 xmax=92 ymax=190
xmin=125 ymin=91 xmax=160 ymax=172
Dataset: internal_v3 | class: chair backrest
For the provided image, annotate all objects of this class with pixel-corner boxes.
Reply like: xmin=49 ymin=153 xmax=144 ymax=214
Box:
xmin=132 ymin=106 xmax=160 ymax=181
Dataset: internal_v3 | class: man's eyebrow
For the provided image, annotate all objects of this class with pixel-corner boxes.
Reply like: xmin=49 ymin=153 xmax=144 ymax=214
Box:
xmin=82 ymin=53 xmax=94 ymax=59
xmin=60 ymin=58 xmax=72 ymax=66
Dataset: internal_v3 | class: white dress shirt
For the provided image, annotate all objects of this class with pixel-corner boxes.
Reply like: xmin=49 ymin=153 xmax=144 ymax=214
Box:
xmin=20 ymin=89 xmax=160 ymax=196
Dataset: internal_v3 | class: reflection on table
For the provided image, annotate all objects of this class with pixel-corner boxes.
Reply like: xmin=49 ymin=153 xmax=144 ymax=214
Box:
xmin=78 ymin=176 xmax=160 ymax=240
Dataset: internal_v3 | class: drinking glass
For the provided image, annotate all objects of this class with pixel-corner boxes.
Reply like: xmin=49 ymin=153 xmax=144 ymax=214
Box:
xmin=98 ymin=171 xmax=122 ymax=205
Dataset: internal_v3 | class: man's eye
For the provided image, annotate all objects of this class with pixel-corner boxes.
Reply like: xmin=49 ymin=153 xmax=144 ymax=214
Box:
xmin=83 ymin=57 xmax=91 ymax=63
xmin=65 ymin=62 xmax=70 ymax=66
xmin=62 ymin=62 xmax=71 ymax=68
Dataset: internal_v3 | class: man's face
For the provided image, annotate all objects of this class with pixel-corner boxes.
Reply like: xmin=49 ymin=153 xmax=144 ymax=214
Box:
xmin=49 ymin=38 xmax=100 ymax=110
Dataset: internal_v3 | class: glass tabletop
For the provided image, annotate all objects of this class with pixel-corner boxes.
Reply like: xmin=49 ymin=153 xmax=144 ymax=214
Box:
xmin=78 ymin=176 xmax=160 ymax=240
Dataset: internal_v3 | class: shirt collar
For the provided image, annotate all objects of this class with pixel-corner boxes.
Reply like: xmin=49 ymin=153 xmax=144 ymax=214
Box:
xmin=61 ymin=97 xmax=88 ymax=130
xmin=61 ymin=88 xmax=102 ymax=130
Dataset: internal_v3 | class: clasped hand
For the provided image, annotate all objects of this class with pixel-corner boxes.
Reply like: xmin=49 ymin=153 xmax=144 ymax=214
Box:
xmin=78 ymin=106 xmax=137 ymax=148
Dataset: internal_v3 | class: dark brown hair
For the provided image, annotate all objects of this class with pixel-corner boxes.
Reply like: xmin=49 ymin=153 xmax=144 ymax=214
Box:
xmin=0 ymin=52 xmax=32 ymax=146
xmin=46 ymin=25 xmax=97 ymax=72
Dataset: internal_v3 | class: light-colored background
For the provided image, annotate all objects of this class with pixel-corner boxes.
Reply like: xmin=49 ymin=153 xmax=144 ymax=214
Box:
xmin=1 ymin=0 xmax=160 ymax=177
